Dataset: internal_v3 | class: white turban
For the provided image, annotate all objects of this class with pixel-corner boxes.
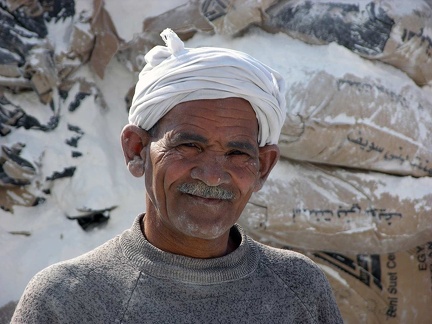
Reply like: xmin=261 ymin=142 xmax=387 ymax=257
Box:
xmin=129 ymin=28 xmax=286 ymax=146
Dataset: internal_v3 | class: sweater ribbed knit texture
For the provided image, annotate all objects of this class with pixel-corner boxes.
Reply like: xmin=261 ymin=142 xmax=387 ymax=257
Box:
xmin=12 ymin=214 xmax=343 ymax=323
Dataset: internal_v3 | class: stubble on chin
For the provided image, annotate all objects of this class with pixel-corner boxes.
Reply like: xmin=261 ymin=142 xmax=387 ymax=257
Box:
xmin=173 ymin=211 xmax=230 ymax=240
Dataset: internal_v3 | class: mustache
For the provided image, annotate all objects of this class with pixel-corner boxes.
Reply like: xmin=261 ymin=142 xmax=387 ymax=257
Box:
xmin=178 ymin=182 xmax=235 ymax=200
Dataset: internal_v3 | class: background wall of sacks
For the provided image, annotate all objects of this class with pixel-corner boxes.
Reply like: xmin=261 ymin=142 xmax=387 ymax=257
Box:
xmin=0 ymin=0 xmax=431 ymax=322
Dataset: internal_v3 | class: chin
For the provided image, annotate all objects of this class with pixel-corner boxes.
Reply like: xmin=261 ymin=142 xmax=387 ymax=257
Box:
xmin=175 ymin=216 xmax=232 ymax=240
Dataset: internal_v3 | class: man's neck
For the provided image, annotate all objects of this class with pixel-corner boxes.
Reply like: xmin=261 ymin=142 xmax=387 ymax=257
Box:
xmin=141 ymin=214 xmax=238 ymax=259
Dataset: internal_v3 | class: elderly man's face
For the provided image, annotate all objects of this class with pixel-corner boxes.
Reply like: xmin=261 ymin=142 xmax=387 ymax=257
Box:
xmin=122 ymin=97 xmax=279 ymax=253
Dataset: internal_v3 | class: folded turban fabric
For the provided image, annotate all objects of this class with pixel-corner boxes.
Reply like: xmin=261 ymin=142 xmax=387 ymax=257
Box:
xmin=129 ymin=28 xmax=286 ymax=146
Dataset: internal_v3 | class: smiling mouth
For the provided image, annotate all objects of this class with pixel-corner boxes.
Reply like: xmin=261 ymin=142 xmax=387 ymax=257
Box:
xmin=177 ymin=183 xmax=235 ymax=200
xmin=185 ymin=194 xmax=227 ymax=205
xmin=184 ymin=192 xmax=233 ymax=204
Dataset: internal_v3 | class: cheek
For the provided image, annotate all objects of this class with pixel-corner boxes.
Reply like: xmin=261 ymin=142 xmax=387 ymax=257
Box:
xmin=160 ymin=157 xmax=195 ymax=192
xmin=145 ymin=157 xmax=183 ymax=212
xmin=145 ymin=149 xmax=172 ymax=202
xmin=228 ymin=159 xmax=261 ymax=193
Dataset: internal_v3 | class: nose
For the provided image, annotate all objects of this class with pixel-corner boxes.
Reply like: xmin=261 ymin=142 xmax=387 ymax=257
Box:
xmin=190 ymin=155 xmax=230 ymax=186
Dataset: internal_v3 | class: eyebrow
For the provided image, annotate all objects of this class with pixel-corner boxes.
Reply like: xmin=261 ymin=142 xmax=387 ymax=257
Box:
xmin=172 ymin=132 xmax=208 ymax=144
xmin=226 ymin=141 xmax=257 ymax=154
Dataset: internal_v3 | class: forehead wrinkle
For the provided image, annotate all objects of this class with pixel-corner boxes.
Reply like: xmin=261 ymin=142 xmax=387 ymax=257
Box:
xmin=161 ymin=99 xmax=259 ymax=145
xmin=224 ymin=123 xmax=259 ymax=139
xmin=210 ymin=109 xmax=256 ymax=121
xmin=181 ymin=103 xmax=255 ymax=121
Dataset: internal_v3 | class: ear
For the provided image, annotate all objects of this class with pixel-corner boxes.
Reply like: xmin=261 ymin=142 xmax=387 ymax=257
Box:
xmin=254 ymin=144 xmax=280 ymax=192
xmin=120 ymin=124 xmax=150 ymax=177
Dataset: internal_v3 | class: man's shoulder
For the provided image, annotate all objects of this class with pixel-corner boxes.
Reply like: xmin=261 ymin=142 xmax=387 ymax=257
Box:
xmin=247 ymin=239 xmax=343 ymax=323
xmin=12 ymin=235 xmax=137 ymax=322
xmin=254 ymin=240 xmax=318 ymax=269
xmin=251 ymin=239 xmax=329 ymax=288
xmin=29 ymin=235 xmax=123 ymax=289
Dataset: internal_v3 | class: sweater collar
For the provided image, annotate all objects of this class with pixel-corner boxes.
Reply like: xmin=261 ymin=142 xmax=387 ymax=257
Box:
xmin=119 ymin=214 xmax=260 ymax=284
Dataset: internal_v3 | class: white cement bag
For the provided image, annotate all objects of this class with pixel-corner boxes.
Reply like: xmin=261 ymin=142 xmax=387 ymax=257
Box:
xmin=279 ymin=69 xmax=432 ymax=177
xmin=263 ymin=0 xmax=432 ymax=86
xmin=239 ymin=157 xmax=432 ymax=254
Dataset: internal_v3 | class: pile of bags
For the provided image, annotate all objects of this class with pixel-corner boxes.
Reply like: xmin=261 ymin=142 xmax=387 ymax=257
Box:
xmin=0 ymin=0 xmax=121 ymax=216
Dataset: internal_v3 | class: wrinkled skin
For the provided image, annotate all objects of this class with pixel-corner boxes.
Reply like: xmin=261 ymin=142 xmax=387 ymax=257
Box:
xmin=121 ymin=98 xmax=279 ymax=258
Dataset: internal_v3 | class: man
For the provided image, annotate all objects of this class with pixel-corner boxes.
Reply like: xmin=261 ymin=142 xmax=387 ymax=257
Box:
xmin=12 ymin=29 xmax=343 ymax=323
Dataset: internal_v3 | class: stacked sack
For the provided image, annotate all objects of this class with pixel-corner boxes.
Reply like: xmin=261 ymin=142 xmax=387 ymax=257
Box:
xmin=0 ymin=0 xmax=123 ymax=222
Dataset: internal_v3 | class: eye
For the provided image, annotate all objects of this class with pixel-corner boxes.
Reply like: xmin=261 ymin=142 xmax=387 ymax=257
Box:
xmin=178 ymin=143 xmax=202 ymax=152
xmin=182 ymin=143 xmax=195 ymax=147
xmin=228 ymin=150 xmax=248 ymax=156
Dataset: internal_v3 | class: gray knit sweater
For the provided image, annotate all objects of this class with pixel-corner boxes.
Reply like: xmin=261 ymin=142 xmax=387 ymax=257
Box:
xmin=12 ymin=214 xmax=343 ymax=323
